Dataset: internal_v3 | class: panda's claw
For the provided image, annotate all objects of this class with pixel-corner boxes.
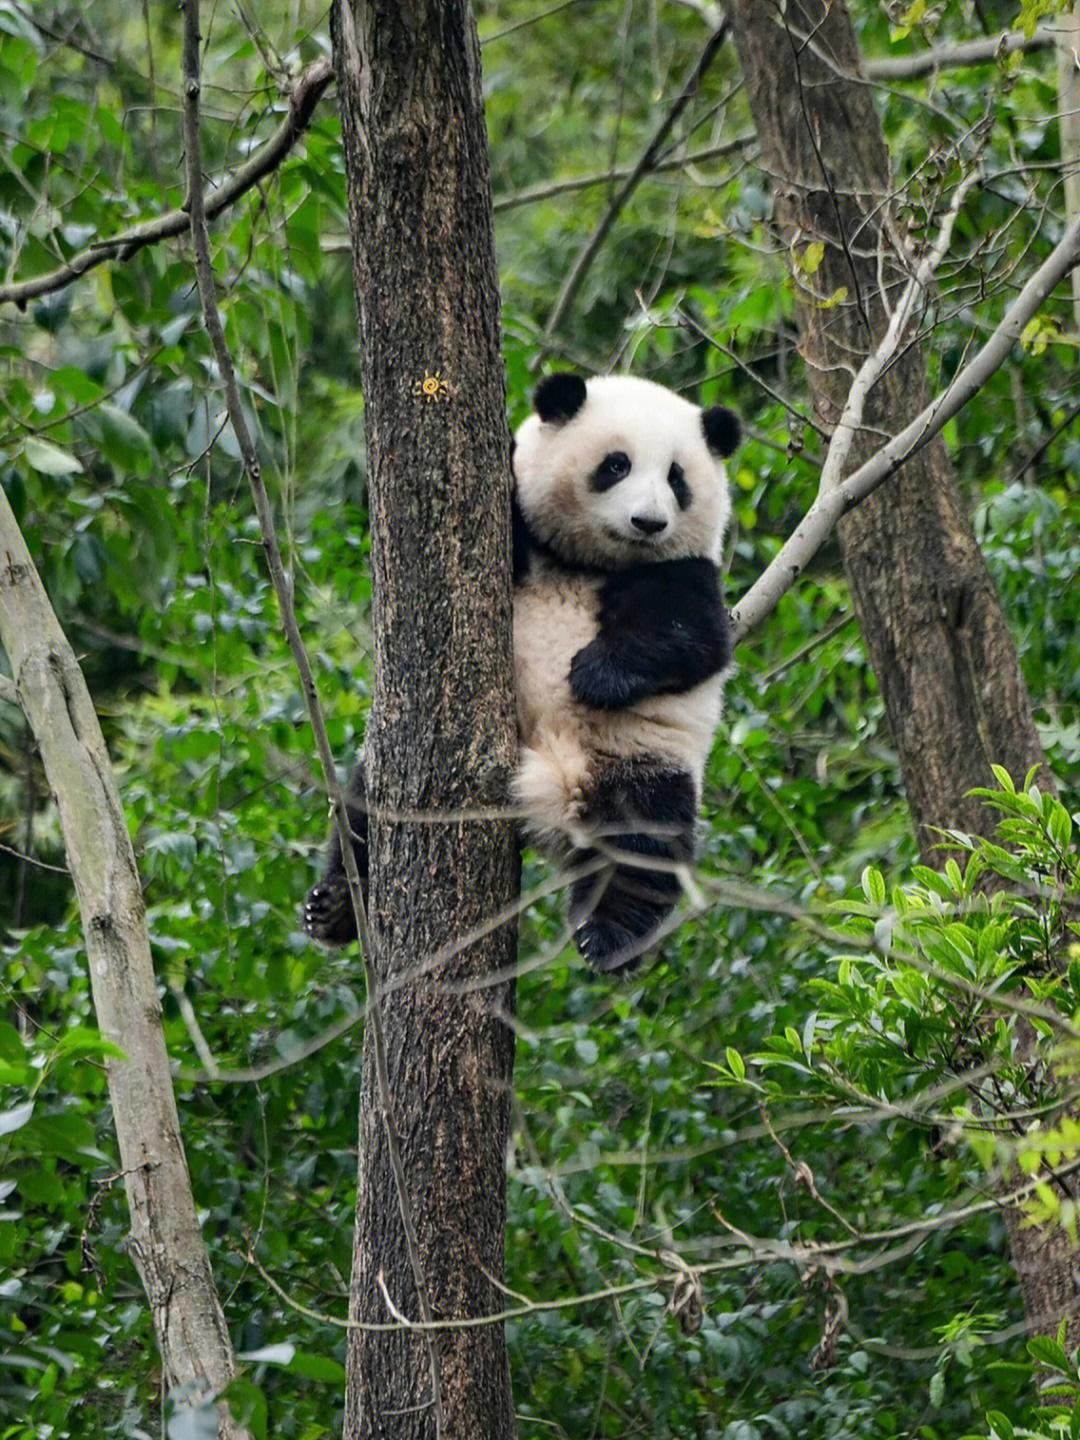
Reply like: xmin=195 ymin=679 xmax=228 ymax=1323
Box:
xmin=574 ymin=916 xmax=649 ymax=975
xmin=303 ymin=879 xmax=359 ymax=947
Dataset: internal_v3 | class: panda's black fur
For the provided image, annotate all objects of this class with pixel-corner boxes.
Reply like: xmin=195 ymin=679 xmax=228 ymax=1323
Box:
xmin=304 ymin=372 xmax=739 ymax=974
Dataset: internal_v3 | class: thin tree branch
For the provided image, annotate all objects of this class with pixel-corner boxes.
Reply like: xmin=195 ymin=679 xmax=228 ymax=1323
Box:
xmin=1005 ymin=395 xmax=1080 ymax=487
xmin=0 ymin=674 xmax=20 ymax=708
xmin=0 ymin=56 xmax=333 ymax=310
xmin=178 ymin=6 xmax=445 ymax=1432
xmin=678 ymin=307 xmax=826 ymax=436
xmin=818 ymin=167 xmax=980 ymax=496
xmin=863 ymin=23 xmax=1058 ymax=82
xmin=492 ymin=134 xmax=754 ymax=212
xmin=248 ymin=1153 xmax=1080 ymax=1334
xmin=540 ymin=20 xmax=730 ymax=345
xmin=730 ymin=209 xmax=1080 ymax=643
xmin=9 ymin=0 xmax=114 ymax=66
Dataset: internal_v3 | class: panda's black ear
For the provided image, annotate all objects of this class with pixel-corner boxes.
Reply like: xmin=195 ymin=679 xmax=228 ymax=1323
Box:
xmin=534 ymin=372 xmax=587 ymax=425
xmin=701 ymin=405 xmax=741 ymax=458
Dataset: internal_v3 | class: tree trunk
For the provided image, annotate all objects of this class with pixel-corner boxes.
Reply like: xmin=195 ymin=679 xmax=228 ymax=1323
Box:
xmin=332 ymin=4 xmax=519 ymax=1438
xmin=0 ymin=490 xmax=247 ymax=1439
xmin=727 ymin=0 xmax=1078 ymax=1345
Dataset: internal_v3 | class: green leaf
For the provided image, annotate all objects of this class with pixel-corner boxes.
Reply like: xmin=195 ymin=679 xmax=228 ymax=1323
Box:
xmin=1027 ymin=1335 xmax=1071 ymax=1374
xmin=284 ymin=1351 xmax=347 ymax=1383
xmin=861 ymin=866 xmax=886 ymax=908
xmin=1048 ymin=802 xmax=1073 ymax=851
xmin=223 ymin=1376 xmax=268 ymax=1440
xmin=23 ymin=437 xmax=83 ymax=475
xmin=929 ymin=1369 xmax=945 ymax=1407
xmin=990 ymin=765 xmax=1015 ymax=794
xmin=725 ymin=1046 xmax=745 ymax=1080
xmin=0 ymin=1099 xmax=34 ymax=1136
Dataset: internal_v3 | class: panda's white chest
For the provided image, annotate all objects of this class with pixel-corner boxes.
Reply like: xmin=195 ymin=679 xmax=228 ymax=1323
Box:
xmin=513 ymin=572 xmax=599 ymax=741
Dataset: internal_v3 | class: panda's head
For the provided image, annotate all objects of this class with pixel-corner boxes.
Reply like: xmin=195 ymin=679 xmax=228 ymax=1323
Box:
xmin=513 ymin=373 xmax=739 ymax=570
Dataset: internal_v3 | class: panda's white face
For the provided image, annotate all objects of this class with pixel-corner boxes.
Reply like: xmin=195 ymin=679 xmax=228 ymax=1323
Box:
xmin=513 ymin=374 xmax=737 ymax=570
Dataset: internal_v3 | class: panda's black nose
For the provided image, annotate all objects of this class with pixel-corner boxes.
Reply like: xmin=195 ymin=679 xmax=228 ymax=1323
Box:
xmin=631 ymin=515 xmax=668 ymax=536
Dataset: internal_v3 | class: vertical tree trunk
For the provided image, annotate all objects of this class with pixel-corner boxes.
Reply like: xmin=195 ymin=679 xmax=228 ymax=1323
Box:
xmin=332 ymin=4 xmax=519 ymax=1437
xmin=0 ymin=491 xmax=247 ymax=1439
xmin=727 ymin=0 xmax=1078 ymax=1343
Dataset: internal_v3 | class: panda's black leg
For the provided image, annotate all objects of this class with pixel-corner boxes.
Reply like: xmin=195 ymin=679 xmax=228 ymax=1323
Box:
xmin=569 ymin=760 xmax=696 ymax=974
xmin=303 ymin=762 xmax=369 ymax=946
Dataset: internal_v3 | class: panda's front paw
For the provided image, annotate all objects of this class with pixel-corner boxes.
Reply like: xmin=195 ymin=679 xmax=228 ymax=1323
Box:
xmin=569 ymin=642 xmax=639 ymax=711
xmin=303 ymin=879 xmax=359 ymax=947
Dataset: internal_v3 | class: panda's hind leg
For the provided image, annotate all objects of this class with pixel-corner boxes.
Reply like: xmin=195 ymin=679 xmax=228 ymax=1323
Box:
xmin=304 ymin=762 xmax=369 ymax=946
xmin=569 ymin=759 xmax=696 ymax=974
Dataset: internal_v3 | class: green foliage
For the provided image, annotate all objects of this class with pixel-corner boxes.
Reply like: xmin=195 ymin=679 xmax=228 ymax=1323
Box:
xmin=712 ymin=778 xmax=1080 ymax=1440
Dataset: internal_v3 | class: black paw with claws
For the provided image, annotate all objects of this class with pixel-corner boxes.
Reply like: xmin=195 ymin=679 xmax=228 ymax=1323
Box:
xmin=303 ymin=879 xmax=359 ymax=947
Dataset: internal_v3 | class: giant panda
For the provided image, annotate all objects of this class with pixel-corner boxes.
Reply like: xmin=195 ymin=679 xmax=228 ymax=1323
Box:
xmin=304 ymin=371 xmax=739 ymax=974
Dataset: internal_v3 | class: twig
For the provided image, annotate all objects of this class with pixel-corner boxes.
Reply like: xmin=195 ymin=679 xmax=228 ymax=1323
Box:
xmin=10 ymin=0 xmax=114 ymax=66
xmin=817 ymin=167 xmax=980 ymax=495
xmin=1004 ymin=396 xmax=1080 ymax=487
xmin=0 ymin=841 xmax=68 ymax=874
xmin=540 ymin=21 xmax=730 ymax=345
xmin=730 ymin=209 xmax=1080 ymax=641
xmin=172 ymin=987 xmax=219 ymax=1079
xmin=492 ymin=134 xmax=755 ymax=212
xmin=0 ymin=56 xmax=333 ymax=310
xmin=177 ymin=8 xmax=444 ymax=1433
xmin=678 ymin=307 xmax=826 ymax=435
xmin=247 ymin=1153 xmax=1080 ymax=1337
xmin=759 ymin=1107 xmax=860 ymax=1237
xmin=783 ymin=8 xmax=872 ymax=341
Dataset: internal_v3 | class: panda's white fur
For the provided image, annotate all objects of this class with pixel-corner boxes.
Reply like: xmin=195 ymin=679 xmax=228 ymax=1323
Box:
xmin=510 ymin=373 xmax=738 ymax=971
xmin=513 ymin=376 xmax=731 ymax=569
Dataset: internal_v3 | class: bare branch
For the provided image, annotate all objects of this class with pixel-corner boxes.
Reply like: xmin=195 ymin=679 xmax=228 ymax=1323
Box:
xmin=0 ymin=57 xmax=333 ymax=310
xmin=540 ymin=21 xmax=730 ymax=345
xmin=863 ymin=24 xmax=1058 ymax=82
xmin=818 ymin=167 xmax=980 ymax=496
xmin=9 ymin=0 xmax=114 ymax=66
xmin=731 ymin=210 xmax=1080 ymax=642
xmin=0 ymin=674 xmax=20 ymax=708
xmin=492 ymin=134 xmax=754 ymax=212
xmin=1055 ymin=6 xmax=1080 ymax=327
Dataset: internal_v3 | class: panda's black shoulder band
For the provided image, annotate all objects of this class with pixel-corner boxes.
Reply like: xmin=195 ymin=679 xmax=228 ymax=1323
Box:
xmin=534 ymin=372 xmax=587 ymax=425
xmin=701 ymin=405 xmax=740 ymax=458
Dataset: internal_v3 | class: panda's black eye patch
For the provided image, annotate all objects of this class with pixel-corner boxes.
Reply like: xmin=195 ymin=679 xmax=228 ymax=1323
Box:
xmin=667 ymin=462 xmax=690 ymax=510
xmin=590 ymin=451 xmax=631 ymax=492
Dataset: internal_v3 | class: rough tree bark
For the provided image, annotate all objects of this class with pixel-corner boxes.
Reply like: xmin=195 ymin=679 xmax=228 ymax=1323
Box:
xmin=332 ymin=3 xmax=519 ymax=1437
xmin=727 ymin=0 xmax=1079 ymax=1345
xmin=0 ymin=490 xmax=248 ymax=1438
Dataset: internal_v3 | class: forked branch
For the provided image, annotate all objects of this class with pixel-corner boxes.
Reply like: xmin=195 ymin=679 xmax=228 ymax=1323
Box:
xmin=731 ymin=209 xmax=1080 ymax=643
